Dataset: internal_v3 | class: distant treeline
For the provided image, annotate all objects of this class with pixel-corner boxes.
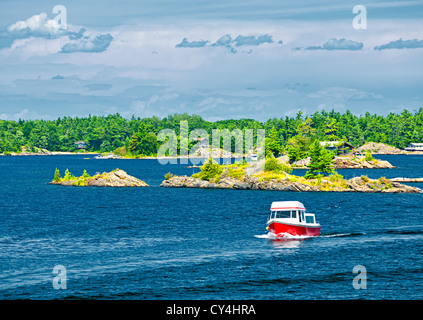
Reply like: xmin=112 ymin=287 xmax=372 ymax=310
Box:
xmin=0 ymin=109 xmax=422 ymax=155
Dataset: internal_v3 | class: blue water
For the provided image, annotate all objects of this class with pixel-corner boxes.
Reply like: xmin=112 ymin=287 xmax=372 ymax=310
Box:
xmin=0 ymin=154 xmax=422 ymax=299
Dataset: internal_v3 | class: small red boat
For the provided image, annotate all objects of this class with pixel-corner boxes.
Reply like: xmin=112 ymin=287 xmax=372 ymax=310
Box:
xmin=266 ymin=201 xmax=321 ymax=237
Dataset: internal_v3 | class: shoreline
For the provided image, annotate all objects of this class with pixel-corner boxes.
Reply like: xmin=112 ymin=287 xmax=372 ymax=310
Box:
xmin=2 ymin=151 xmax=423 ymax=158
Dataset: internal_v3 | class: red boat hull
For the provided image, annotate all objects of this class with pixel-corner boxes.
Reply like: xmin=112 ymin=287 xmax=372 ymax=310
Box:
xmin=268 ymin=221 xmax=320 ymax=237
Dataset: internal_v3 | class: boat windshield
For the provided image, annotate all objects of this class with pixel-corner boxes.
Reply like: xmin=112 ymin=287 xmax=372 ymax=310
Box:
xmin=270 ymin=210 xmax=307 ymax=220
xmin=276 ymin=211 xmax=290 ymax=219
xmin=270 ymin=210 xmax=295 ymax=219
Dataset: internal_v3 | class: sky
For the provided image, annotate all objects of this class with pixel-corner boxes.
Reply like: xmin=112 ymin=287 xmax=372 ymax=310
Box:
xmin=0 ymin=0 xmax=422 ymax=121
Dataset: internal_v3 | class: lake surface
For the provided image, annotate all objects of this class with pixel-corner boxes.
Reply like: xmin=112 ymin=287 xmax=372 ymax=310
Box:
xmin=0 ymin=154 xmax=422 ymax=299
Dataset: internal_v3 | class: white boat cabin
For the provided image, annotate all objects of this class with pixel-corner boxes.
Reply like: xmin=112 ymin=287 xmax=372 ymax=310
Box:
xmin=269 ymin=201 xmax=317 ymax=225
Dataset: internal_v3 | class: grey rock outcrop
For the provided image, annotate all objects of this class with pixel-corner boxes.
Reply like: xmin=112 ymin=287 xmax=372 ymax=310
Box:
xmin=161 ymin=175 xmax=421 ymax=193
xmin=50 ymin=169 xmax=149 ymax=187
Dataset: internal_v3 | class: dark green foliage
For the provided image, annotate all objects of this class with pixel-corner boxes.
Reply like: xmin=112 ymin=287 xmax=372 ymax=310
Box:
xmin=285 ymin=118 xmax=315 ymax=163
xmin=0 ymin=108 xmax=422 ymax=155
xmin=264 ymin=155 xmax=292 ymax=173
xmin=304 ymin=140 xmax=335 ymax=179
xmin=82 ymin=169 xmax=90 ymax=178
xmin=164 ymin=172 xmax=174 ymax=180
xmin=286 ymin=134 xmax=311 ymax=163
xmin=53 ymin=168 xmax=61 ymax=182
xmin=265 ymin=127 xmax=281 ymax=157
xmin=365 ymin=150 xmax=374 ymax=161
xmin=63 ymin=168 xmax=75 ymax=181
xmin=194 ymin=157 xmax=223 ymax=181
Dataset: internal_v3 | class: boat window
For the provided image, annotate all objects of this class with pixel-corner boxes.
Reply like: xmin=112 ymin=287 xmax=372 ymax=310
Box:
xmin=306 ymin=215 xmax=315 ymax=224
xmin=291 ymin=211 xmax=297 ymax=219
xmin=277 ymin=211 xmax=290 ymax=219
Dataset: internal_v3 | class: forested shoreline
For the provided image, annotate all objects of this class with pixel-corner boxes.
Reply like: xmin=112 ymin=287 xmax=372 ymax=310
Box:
xmin=0 ymin=109 xmax=422 ymax=156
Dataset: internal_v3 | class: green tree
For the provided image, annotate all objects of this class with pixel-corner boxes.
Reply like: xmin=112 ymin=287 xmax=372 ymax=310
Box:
xmin=129 ymin=133 xmax=140 ymax=153
xmin=365 ymin=150 xmax=374 ymax=161
xmin=305 ymin=140 xmax=335 ymax=179
xmin=324 ymin=118 xmax=339 ymax=141
xmin=53 ymin=168 xmax=61 ymax=182
xmin=264 ymin=154 xmax=292 ymax=173
xmin=297 ymin=118 xmax=315 ymax=138
xmin=286 ymin=119 xmax=315 ymax=163
xmin=63 ymin=168 xmax=73 ymax=181
xmin=194 ymin=157 xmax=223 ymax=181
xmin=82 ymin=169 xmax=90 ymax=178
xmin=139 ymin=132 xmax=158 ymax=155
xmin=265 ymin=126 xmax=281 ymax=157
xmin=0 ymin=109 xmax=422 ymax=155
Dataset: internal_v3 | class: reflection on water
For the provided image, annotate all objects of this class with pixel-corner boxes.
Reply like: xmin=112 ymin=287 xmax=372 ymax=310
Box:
xmin=269 ymin=239 xmax=304 ymax=249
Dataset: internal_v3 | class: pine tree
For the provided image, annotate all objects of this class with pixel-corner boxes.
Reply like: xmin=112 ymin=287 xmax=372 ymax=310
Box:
xmin=82 ymin=169 xmax=90 ymax=178
xmin=53 ymin=168 xmax=61 ymax=182
xmin=63 ymin=168 xmax=72 ymax=181
xmin=196 ymin=157 xmax=223 ymax=181
xmin=129 ymin=133 xmax=140 ymax=154
xmin=265 ymin=127 xmax=281 ymax=157
xmin=305 ymin=140 xmax=335 ymax=179
xmin=324 ymin=118 xmax=339 ymax=141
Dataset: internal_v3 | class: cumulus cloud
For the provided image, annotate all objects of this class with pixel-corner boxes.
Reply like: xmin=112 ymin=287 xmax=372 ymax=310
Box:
xmin=177 ymin=33 xmax=275 ymax=54
xmin=305 ymin=38 xmax=363 ymax=50
xmin=5 ymin=12 xmax=85 ymax=39
xmin=211 ymin=34 xmax=273 ymax=47
xmin=60 ymin=33 xmax=114 ymax=53
xmin=7 ymin=12 xmax=63 ymax=38
xmin=233 ymin=34 xmax=273 ymax=46
xmin=4 ymin=12 xmax=109 ymax=55
xmin=7 ymin=12 xmax=87 ymax=40
xmin=212 ymin=34 xmax=232 ymax=47
xmin=374 ymin=38 xmax=423 ymax=50
xmin=175 ymin=38 xmax=208 ymax=48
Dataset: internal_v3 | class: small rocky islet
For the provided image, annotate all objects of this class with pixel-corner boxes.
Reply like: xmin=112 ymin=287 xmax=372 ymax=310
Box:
xmin=49 ymin=169 xmax=149 ymax=187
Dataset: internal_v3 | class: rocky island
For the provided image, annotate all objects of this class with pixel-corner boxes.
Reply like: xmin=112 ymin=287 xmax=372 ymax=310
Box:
xmin=50 ymin=168 xmax=149 ymax=187
xmin=161 ymin=173 xmax=421 ymax=193
xmin=160 ymin=158 xmax=421 ymax=193
xmin=290 ymin=154 xmax=395 ymax=169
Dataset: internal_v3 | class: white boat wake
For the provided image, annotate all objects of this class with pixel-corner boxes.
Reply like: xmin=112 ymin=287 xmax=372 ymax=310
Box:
xmin=255 ymin=232 xmax=364 ymax=240
xmin=254 ymin=232 xmax=312 ymax=240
